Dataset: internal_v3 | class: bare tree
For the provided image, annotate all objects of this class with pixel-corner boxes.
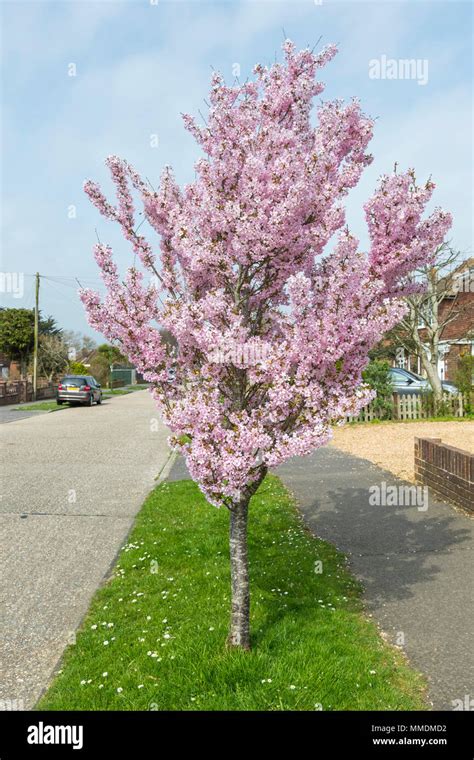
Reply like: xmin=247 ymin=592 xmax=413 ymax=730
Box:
xmin=37 ymin=334 xmax=69 ymax=381
xmin=392 ymin=244 xmax=472 ymax=400
xmin=62 ymin=331 xmax=97 ymax=362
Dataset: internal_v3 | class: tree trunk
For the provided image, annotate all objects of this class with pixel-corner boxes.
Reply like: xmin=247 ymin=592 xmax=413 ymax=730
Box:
xmin=421 ymin=355 xmax=443 ymax=405
xmin=228 ymin=498 xmax=251 ymax=650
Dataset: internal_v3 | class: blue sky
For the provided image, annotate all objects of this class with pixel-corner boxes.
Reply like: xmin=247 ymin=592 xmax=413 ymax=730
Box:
xmin=1 ymin=0 xmax=472 ymax=339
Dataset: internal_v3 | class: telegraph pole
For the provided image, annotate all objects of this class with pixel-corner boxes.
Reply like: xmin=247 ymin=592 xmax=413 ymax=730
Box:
xmin=33 ymin=272 xmax=40 ymax=400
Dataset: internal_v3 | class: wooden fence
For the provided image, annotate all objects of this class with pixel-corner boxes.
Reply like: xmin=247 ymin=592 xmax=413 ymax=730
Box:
xmin=345 ymin=392 xmax=469 ymax=423
xmin=394 ymin=392 xmax=467 ymax=420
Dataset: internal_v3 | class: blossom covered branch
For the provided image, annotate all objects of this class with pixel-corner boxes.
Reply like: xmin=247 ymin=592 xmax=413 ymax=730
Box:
xmin=80 ymin=40 xmax=452 ymax=508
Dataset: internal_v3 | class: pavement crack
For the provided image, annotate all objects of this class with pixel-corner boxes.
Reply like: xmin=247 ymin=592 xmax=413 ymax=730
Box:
xmin=3 ymin=512 xmax=136 ymax=518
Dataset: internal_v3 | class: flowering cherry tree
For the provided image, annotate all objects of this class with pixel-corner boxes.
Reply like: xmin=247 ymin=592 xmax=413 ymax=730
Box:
xmin=80 ymin=41 xmax=451 ymax=649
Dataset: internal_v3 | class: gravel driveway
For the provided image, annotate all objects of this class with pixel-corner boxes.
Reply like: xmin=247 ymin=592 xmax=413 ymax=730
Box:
xmin=0 ymin=390 xmax=171 ymax=709
xmin=331 ymin=420 xmax=474 ymax=483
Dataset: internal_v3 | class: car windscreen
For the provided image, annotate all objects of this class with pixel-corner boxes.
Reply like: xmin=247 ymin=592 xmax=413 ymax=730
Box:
xmin=60 ymin=377 xmax=87 ymax=386
xmin=402 ymin=369 xmax=423 ymax=381
xmin=390 ymin=369 xmax=421 ymax=381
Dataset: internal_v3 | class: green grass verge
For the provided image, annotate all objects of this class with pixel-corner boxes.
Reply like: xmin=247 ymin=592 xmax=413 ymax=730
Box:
xmin=13 ymin=401 xmax=65 ymax=412
xmin=14 ymin=386 xmax=148 ymax=409
xmin=104 ymin=385 xmax=149 ymax=396
xmin=37 ymin=476 xmax=427 ymax=711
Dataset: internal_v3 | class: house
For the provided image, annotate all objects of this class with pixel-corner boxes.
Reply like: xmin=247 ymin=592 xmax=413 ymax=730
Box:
xmin=395 ymin=257 xmax=474 ymax=382
xmin=437 ymin=258 xmax=474 ymax=381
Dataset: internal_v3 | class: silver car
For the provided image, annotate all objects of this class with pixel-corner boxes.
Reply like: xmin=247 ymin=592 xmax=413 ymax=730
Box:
xmin=388 ymin=367 xmax=457 ymax=395
xmin=57 ymin=375 xmax=103 ymax=406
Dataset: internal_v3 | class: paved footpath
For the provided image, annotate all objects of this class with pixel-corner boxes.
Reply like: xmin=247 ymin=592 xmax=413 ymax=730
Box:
xmin=277 ymin=447 xmax=473 ymax=710
xmin=0 ymin=390 xmax=171 ymax=709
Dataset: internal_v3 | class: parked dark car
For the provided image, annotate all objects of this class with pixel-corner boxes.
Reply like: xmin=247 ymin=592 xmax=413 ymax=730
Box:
xmin=57 ymin=375 xmax=103 ymax=406
xmin=388 ymin=367 xmax=457 ymax=395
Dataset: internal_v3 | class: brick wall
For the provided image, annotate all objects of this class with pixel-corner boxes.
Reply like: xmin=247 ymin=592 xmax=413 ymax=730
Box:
xmin=414 ymin=437 xmax=473 ymax=513
xmin=0 ymin=381 xmax=56 ymax=406
xmin=439 ymin=290 xmax=474 ymax=341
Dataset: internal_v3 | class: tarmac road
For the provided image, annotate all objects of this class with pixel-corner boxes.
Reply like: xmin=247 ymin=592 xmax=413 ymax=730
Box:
xmin=0 ymin=390 xmax=171 ymax=709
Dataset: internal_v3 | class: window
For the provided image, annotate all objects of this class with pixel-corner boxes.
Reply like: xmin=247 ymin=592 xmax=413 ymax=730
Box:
xmin=453 ymin=268 xmax=474 ymax=294
xmin=390 ymin=369 xmax=408 ymax=381
xmin=395 ymin=347 xmax=406 ymax=368
xmin=417 ymin=303 xmax=433 ymax=328
xmin=60 ymin=376 xmax=87 ymax=387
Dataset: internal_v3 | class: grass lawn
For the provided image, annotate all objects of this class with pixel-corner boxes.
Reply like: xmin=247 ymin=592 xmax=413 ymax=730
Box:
xmin=14 ymin=386 xmax=148 ymax=409
xmin=104 ymin=385 xmax=149 ymax=396
xmin=13 ymin=401 xmax=65 ymax=412
xmin=37 ymin=476 xmax=427 ymax=711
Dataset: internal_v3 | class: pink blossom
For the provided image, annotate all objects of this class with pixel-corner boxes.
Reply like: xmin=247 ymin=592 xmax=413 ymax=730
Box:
xmin=80 ymin=40 xmax=451 ymax=508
